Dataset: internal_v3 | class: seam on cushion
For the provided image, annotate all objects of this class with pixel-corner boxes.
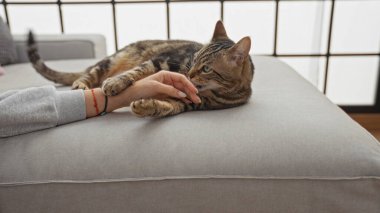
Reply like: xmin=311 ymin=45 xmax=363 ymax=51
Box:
xmin=1 ymin=175 xmax=380 ymax=187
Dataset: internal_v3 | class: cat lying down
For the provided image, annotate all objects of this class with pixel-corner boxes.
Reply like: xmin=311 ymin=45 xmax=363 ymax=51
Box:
xmin=27 ymin=21 xmax=254 ymax=118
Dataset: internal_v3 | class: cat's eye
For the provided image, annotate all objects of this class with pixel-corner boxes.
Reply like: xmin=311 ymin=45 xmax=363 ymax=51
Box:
xmin=202 ymin=65 xmax=212 ymax=73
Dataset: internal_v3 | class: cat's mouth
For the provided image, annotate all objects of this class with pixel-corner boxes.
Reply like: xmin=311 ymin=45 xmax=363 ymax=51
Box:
xmin=193 ymin=83 xmax=215 ymax=92
xmin=195 ymin=85 xmax=204 ymax=90
xmin=191 ymin=81 xmax=206 ymax=92
xmin=190 ymin=79 xmax=219 ymax=92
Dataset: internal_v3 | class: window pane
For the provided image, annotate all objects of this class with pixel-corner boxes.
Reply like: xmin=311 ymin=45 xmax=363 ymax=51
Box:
xmin=0 ymin=5 xmax=5 ymax=20
xmin=326 ymin=56 xmax=379 ymax=106
xmin=331 ymin=1 xmax=380 ymax=53
xmin=7 ymin=5 xmax=60 ymax=34
xmin=170 ymin=2 xmax=220 ymax=43
xmin=224 ymin=1 xmax=275 ymax=55
xmin=277 ymin=1 xmax=331 ymax=54
xmin=62 ymin=0 xmax=108 ymax=2
xmin=116 ymin=3 xmax=167 ymax=47
xmin=279 ymin=57 xmax=326 ymax=91
xmin=7 ymin=0 xmax=55 ymax=2
xmin=117 ymin=0 xmax=164 ymax=1
xmin=62 ymin=4 xmax=115 ymax=54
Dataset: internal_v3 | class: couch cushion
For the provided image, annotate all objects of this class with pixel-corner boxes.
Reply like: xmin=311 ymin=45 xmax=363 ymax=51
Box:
xmin=0 ymin=17 xmax=17 ymax=65
xmin=0 ymin=57 xmax=379 ymax=212
xmin=0 ymin=59 xmax=93 ymax=92
xmin=14 ymin=37 xmax=96 ymax=63
xmin=12 ymin=34 xmax=107 ymax=63
xmin=0 ymin=65 xmax=4 ymax=76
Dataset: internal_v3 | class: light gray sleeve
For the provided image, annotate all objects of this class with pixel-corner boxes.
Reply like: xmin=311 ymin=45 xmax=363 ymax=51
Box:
xmin=0 ymin=85 xmax=86 ymax=138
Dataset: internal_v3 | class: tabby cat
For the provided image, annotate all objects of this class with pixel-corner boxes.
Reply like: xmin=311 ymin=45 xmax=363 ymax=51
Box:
xmin=27 ymin=21 xmax=254 ymax=118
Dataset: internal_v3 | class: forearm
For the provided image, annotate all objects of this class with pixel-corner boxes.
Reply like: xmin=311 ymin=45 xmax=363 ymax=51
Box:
xmin=0 ymin=86 xmax=86 ymax=137
xmin=84 ymin=87 xmax=137 ymax=118
xmin=0 ymin=71 xmax=198 ymax=137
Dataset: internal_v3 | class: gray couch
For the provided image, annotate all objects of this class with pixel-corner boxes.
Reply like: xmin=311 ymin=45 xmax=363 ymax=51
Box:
xmin=0 ymin=35 xmax=380 ymax=212
xmin=11 ymin=34 xmax=107 ymax=64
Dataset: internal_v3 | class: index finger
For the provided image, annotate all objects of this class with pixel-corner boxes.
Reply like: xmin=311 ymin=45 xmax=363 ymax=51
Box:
xmin=173 ymin=81 xmax=201 ymax=104
xmin=163 ymin=72 xmax=198 ymax=94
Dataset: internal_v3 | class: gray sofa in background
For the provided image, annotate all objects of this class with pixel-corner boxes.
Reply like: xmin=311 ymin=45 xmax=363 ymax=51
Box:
xmin=0 ymin=34 xmax=380 ymax=212
xmin=0 ymin=33 xmax=106 ymax=91
xmin=11 ymin=33 xmax=107 ymax=64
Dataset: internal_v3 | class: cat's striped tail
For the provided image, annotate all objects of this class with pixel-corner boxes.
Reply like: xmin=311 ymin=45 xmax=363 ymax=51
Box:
xmin=27 ymin=31 xmax=83 ymax=85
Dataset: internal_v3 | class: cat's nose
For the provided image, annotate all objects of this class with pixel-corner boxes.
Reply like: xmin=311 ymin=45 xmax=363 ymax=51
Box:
xmin=188 ymin=71 xmax=196 ymax=79
xmin=190 ymin=78 xmax=202 ymax=89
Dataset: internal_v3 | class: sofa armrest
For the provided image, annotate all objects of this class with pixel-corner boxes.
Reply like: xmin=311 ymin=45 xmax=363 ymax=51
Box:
xmin=12 ymin=34 xmax=107 ymax=63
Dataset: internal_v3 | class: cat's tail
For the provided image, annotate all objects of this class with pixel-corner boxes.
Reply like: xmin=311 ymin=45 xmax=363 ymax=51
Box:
xmin=27 ymin=31 xmax=84 ymax=85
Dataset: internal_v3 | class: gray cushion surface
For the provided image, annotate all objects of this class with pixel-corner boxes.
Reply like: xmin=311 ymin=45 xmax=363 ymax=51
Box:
xmin=0 ymin=17 xmax=17 ymax=65
xmin=0 ymin=56 xmax=379 ymax=212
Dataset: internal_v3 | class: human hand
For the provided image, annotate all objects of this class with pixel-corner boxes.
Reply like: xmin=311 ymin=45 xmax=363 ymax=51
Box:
xmin=86 ymin=71 xmax=201 ymax=117
xmin=97 ymin=71 xmax=200 ymax=114
xmin=132 ymin=71 xmax=201 ymax=104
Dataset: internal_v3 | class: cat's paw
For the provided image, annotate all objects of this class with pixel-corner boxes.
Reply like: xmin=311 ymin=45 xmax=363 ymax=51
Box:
xmin=102 ymin=75 xmax=134 ymax=96
xmin=72 ymin=80 xmax=90 ymax=90
xmin=131 ymin=99 xmax=173 ymax=118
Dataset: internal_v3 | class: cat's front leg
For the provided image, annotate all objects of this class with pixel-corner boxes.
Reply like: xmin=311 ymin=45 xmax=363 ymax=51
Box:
xmin=72 ymin=78 xmax=91 ymax=90
xmin=102 ymin=60 xmax=156 ymax=96
xmin=131 ymin=98 xmax=187 ymax=118
xmin=101 ymin=73 xmax=135 ymax=96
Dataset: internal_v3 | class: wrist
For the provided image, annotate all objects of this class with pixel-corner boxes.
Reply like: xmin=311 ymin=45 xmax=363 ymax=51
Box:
xmin=107 ymin=85 xmax=138 ymax=112
xmin=84 ymin=88 xmax=106 ymax=117
xmin=107 ymin=95 xmax=122 ymax=112
xmin=84 ymin=85 xmax=138 ymax=117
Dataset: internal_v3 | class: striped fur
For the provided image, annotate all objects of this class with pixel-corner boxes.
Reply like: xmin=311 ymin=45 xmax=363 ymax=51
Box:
xmin=27 ymin=21 xmax=254 ymax=118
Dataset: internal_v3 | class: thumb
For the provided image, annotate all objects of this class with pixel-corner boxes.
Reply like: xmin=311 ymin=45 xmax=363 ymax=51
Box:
xmin=158 ymin=83 xmax=187 ymax=99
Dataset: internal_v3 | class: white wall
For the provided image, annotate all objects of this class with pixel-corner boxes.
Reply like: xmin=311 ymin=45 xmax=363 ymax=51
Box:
xmin=0 ymin=0 xmax=379 ymax=106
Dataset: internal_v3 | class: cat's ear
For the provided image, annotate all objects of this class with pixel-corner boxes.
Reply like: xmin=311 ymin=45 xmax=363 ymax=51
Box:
xmin=212 ymin=20 xmax=228 ymax=41
xmin=228 ymin=36 xmax=251 ymax=66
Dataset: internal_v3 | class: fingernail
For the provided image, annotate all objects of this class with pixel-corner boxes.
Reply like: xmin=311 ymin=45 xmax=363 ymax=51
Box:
xmin=178 ymin=91 xmax=187 ymax=97
xmin=196 ymin=96 xmax=201 ymax=103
